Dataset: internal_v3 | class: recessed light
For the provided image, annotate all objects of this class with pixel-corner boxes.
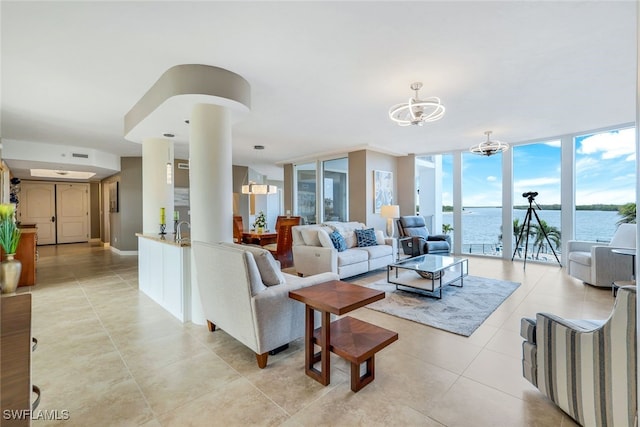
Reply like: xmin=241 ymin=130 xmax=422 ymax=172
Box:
xmin=163 ymin=133 xmax=175 ymax=138
xmin=254 ymin=145 xmax=265 ymax=150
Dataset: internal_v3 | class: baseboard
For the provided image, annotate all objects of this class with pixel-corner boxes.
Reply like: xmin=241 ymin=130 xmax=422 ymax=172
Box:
xmin=109 ymin=246 xmax=138 ymax=256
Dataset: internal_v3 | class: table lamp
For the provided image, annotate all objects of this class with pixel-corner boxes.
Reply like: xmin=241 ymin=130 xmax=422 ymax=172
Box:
xmin=380 ymin=205 xmax=400 ymax=237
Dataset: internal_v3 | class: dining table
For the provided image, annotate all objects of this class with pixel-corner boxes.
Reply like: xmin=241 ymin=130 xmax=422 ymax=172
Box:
xmin=242 ymin=230 xmax=277 ymax=246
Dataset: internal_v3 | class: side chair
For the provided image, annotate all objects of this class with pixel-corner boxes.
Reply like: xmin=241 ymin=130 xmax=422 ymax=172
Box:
xmin=520 ymin=286 xmax=637 ymax=426
xmin=264 ymin=216 xmax=301 ymax=268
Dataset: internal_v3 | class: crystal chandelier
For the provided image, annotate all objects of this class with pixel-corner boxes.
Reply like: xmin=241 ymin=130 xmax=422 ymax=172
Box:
xmin=388 ymin=82 xmax=445 ymax=126
xmin=470 ymin=131 xmax=509 ymax=156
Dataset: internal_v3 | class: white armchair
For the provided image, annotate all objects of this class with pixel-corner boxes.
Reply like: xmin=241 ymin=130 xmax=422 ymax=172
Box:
xmin=567 ymin=223 xmax=636 ymax=288
xmin=192 ymin=241 xmax=338 ymax=368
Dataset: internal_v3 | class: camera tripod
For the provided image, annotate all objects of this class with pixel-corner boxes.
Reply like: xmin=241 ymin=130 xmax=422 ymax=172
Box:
xmin=511 ymin=192 xmax=562 ymax=269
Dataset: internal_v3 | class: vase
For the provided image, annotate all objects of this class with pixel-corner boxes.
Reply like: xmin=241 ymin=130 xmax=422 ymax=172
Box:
xmin=1 ymin=254 xmax=22 ymax=294
xmin=257 ymin=227 xmax=264 ymax=234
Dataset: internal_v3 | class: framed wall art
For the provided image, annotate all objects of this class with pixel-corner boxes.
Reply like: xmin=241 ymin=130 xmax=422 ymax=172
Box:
xmin=373 ymin=170 xmax=393 ymax=213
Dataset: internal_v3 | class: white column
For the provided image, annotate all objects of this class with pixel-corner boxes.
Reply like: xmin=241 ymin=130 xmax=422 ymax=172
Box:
xmin=189 ymin=103 xmax=233 ymax=244
xmin=188 ymin=103 xmax=232 ymax=326
xmin=142 ymin=138 xmax=174 ymax=234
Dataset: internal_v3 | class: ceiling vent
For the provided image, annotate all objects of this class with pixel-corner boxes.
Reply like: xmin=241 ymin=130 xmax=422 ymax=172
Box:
xmin=177 ymin=162 xmax=189 ymax=170
xmin=72 ymin=153 xmax=89 ymax=159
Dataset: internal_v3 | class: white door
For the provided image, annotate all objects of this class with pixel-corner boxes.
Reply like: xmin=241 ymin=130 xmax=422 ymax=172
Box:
xmin=56 ymin=184 xmax=89 ymax=244
xmin=18 ymin=182 xmax=56 ymax=245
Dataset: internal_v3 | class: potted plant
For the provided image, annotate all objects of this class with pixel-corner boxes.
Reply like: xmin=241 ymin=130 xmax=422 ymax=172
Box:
xmin=0 ymin=203 xmax=22 ymax=294
xmin=253 ymin=211 xmax=267 ymax=234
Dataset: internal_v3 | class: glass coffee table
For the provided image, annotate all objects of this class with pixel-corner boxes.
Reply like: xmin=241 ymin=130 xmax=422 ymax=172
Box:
xmin=387 ymin=254 xmax=469 ymax=299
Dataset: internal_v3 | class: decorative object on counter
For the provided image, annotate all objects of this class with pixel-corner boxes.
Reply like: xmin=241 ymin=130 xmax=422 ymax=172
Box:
xmin=253 ymin=211 xmax=267 ymax=234
xmin=0 ymin=203 xmax=22 ymax=294
xmin=160 ymin=207 xmax=167 ymax=235
xmin=173 ymin=210 xmax=179 ymax=234
xmin=9 ymin=177 xmax=20 ymax=219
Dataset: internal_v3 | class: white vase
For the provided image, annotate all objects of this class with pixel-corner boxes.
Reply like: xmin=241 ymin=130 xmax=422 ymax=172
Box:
xmin=1 ymin=254 xmax=22 ymax=294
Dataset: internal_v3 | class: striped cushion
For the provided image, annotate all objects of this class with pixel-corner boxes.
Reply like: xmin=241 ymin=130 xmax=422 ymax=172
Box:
xmin=520 ymin=317 xmax=536 ymax=344
xmin=528 ymin=287 xmax=637 ymax=426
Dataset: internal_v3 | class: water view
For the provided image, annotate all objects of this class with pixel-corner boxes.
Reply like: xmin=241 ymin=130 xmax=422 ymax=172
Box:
xmin=442 ymin=207 xmax=622 ymax=260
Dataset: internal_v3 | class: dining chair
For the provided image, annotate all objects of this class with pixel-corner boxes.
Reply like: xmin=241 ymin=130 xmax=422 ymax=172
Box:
xmin=264 ymin=216 xmax=301 ymax=268
xmin=233 ymin=215 xmax=244 ymax=243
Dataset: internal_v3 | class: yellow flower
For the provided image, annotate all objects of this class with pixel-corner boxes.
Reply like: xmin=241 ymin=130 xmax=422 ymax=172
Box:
xmin=0 ymin=203 xmax=14 ymax=221
xmin=0 ymin=203 xmax=20 ymax=254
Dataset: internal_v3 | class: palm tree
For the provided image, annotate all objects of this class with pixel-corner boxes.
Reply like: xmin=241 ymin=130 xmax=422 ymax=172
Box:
xmin=617 ymin=203 xmax=636 ymax=225
xmin=506 ymin=218 xmax=534 ymax=258
xmin=530 ymin=219 xmax=561 ymax=259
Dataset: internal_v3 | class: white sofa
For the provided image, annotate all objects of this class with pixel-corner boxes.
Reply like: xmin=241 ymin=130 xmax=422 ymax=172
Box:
xmin=192 ymin=241 xmax=339 ymax=368
xmin=292 ymin=221 xmax=396 ymax=279
xmin=567 ymin=223 xmax=636 ymax=288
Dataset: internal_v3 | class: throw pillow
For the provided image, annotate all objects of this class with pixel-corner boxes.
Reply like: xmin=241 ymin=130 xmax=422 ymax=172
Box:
xmin=317 ymin=229 xmax=334 ymax=248
xmin=239 ymin=244 xmax=286 ymax=286
xmin=329 ymin=230 xmax=347 ymax=252
xmin=375 ymin=230 xmax=385 ymax=245
xmin=300 ymin=228 xmax=322 ymax=246
xmin=355 ymin=228 xmax=378 ymax=247
xmin=341 ymin=231 xmax=356 ymax=248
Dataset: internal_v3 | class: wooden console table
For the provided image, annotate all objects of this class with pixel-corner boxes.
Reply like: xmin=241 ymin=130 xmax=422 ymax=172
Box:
xmin=289 ymin=280 xmax=398 ymax=392
xmin=1 ymin=293 xmax=33 ymax=426
xmin=16 ymin=225 xmax=37 ymax=287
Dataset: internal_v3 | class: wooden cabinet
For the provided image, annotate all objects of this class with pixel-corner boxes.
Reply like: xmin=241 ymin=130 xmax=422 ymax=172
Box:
xmin=1 ymin=293 xmax=32 ymax=426
xmin=13 ymin=225 xmax=37 ymax=287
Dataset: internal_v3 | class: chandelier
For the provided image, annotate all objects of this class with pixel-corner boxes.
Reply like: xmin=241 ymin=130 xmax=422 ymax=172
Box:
xmin=388 ymin=82 xmax=445 ymax=126
xmin=241 ymin=182 xmax=277 ymax=195
xmin=470 ymin=131 xmax=509 ymax=156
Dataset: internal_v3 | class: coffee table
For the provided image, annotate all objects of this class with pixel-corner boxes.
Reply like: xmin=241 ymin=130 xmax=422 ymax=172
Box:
xmin=289 ymin=280 xmax=398 ymax=392
xmin=387 ymin=254 xmax=469 ymax=299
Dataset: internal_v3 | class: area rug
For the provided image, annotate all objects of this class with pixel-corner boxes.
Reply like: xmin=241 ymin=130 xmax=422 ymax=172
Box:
xmin=366 ymin=275 xmax=520 ymax=336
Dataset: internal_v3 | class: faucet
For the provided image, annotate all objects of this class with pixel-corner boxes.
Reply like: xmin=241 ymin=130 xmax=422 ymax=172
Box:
xmin=176 ymin=221 xmax=191 ymax=242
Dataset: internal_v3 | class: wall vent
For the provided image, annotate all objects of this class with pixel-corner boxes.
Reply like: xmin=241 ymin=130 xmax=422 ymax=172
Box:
xmin=72 ymin=153 xmax=89 ymax=159
xmin=177 ymin=162 xmax=189 ymax=170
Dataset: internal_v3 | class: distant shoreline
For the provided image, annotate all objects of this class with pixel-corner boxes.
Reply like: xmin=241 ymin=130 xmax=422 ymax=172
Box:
xmin=443 ymin=204 xmax=626 ymax=212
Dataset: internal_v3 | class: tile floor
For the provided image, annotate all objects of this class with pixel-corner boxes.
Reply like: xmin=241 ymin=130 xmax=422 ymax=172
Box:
xmin=20 ymin=243 xmax=616 ymax=426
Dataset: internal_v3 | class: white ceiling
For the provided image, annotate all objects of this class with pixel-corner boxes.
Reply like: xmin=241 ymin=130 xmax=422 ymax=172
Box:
xmin=1 ymin=1 xmax=636 ymax=181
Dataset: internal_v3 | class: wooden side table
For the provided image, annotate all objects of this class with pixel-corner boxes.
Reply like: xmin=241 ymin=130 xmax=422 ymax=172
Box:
xmin=289 ymin=280 xmax=398 ymax=392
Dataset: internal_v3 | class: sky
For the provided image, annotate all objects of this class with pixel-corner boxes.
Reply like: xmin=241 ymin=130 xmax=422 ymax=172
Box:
xmin=441 ymin=127 xmax=636 ymax=207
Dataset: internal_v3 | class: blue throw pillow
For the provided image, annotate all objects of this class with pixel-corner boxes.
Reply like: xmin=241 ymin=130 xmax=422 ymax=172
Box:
xmin=355 ymin=228 xmax=378 ymax=247
xmin=329 ymin=230 xmax=347 ymax=252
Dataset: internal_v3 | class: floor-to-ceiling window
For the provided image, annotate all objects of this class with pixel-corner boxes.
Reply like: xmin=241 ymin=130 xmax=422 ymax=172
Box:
xmin=441 ymin=154 xmax=454 ymax=243
xmin=423 ymin=124 xmax=635 ymax=261
xmin=295 ymin=162 xmax=317 ymax=224
xmin=295 ymin=157 xmax=348 ymax=224
xmin=575 ymin=127 xmax=636 ymax=242
xmin=322 ymin=158 xmax=348 ymax=222
xmin=512 ymin=140 xmax=562 ymax=263
xmin=461 ymin=151 xmax=503 ymax=256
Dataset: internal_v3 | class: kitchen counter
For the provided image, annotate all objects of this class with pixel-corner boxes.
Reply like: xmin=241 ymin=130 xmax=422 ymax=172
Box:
xmin=135 ymin=232 xmax=190 ymax=247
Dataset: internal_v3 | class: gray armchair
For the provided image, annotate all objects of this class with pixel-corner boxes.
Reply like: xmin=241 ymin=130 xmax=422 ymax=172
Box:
xmin=396 ymin=215 xmax=451 ymax=257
